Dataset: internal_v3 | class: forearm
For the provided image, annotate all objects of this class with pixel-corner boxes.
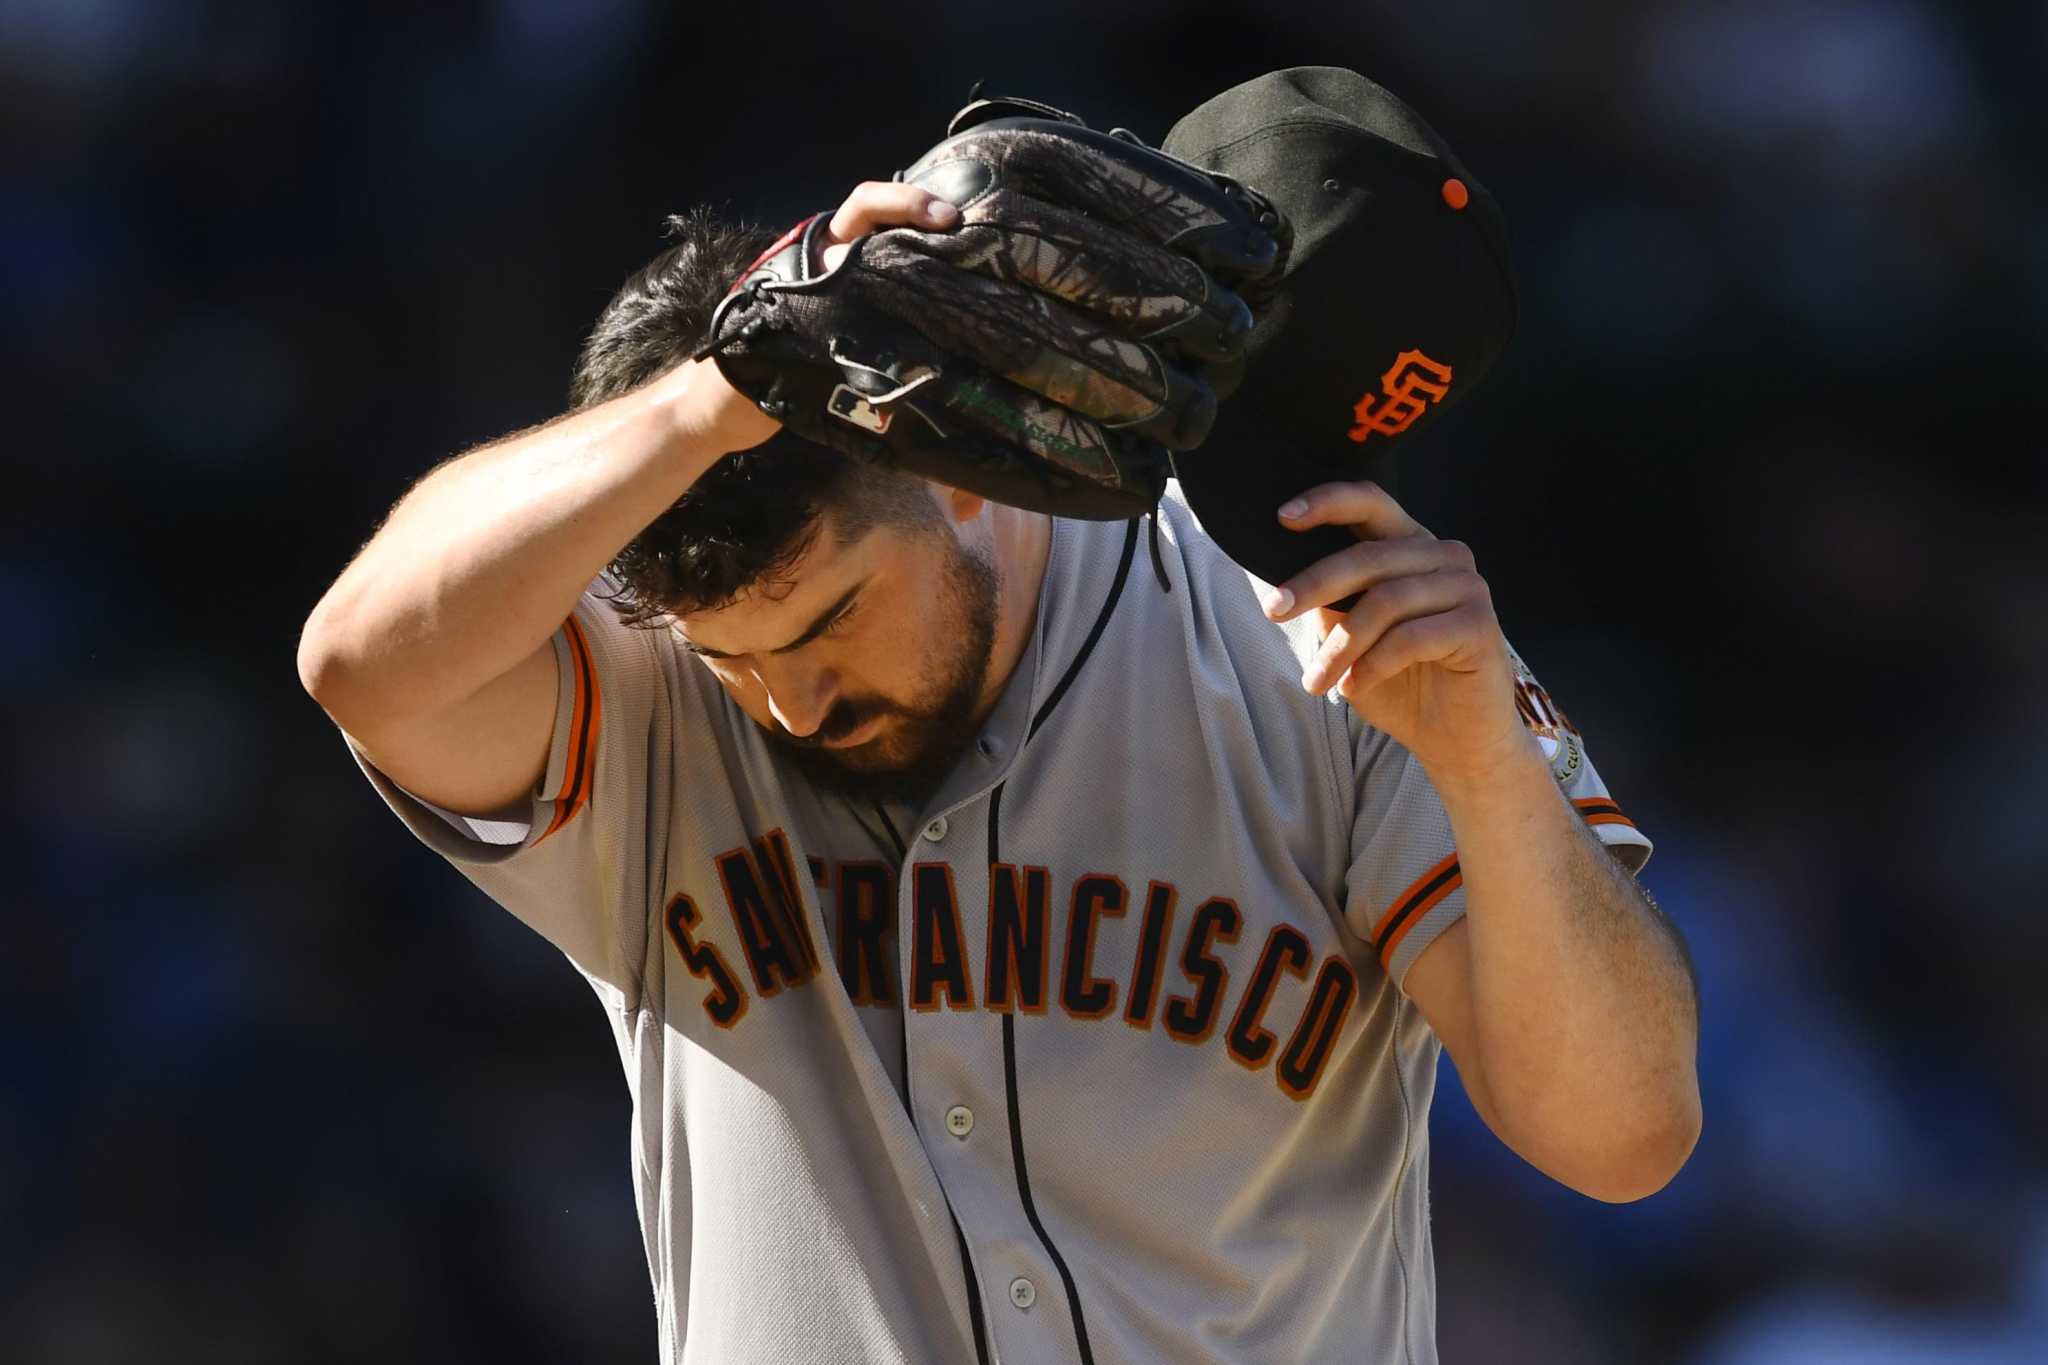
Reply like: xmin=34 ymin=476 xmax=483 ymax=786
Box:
xmin=1432 ymin=740 xmax=1700 ymax=1199
xmin=299 ymin=360 xmax=734 ymax=720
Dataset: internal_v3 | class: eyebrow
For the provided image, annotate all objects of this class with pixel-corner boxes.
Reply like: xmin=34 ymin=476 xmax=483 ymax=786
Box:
xmin=681 ymin=578 xmax=869 ymax=660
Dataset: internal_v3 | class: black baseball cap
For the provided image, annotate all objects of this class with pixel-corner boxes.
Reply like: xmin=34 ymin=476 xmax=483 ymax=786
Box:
xmin=1162 ymin=67 xmax=1518 ymax=591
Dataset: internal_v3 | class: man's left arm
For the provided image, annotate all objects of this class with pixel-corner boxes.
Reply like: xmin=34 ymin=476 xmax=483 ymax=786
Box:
xmin=1401 ymin=766 xmax=1700 ymax=1202
xmin=1260 ymin=479 xmax=1701 ymax=1203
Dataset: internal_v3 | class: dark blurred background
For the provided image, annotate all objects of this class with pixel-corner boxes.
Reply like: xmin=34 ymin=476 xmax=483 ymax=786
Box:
xmin=4 ymin=2 xmax=2045 ymax=1361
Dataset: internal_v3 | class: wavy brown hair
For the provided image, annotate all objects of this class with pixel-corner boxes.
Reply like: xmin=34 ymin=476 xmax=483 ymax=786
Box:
xmin=572 ymin=206 xmax=939 ymax=624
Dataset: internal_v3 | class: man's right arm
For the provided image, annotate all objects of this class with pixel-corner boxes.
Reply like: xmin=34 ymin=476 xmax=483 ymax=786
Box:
xmin=297 ymin=182 xmax=962 ymax=817
xmin=295 ymin=356 xmax=777 ymax=817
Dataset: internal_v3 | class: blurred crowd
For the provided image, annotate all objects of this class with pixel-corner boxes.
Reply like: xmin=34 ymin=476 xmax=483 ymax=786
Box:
xmin=3 ymin=1 xmax=2044 ymax=1361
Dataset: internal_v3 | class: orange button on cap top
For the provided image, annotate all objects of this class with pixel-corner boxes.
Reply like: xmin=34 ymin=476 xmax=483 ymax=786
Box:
xmin=1441 ymin=178 xmax=1469 ymax=210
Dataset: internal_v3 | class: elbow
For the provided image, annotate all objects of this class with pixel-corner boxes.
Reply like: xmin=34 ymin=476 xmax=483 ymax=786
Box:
xmin=295 ymin=603 xmax=360 ymax=715
xmin=1571 ymin=1083 xmax=1703 ymax=1204
xmin=296 ymin=629 xmax=336 ymax=704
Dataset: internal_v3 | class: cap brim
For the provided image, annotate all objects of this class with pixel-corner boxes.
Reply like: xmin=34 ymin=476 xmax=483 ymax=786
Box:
xmin=1175 ymin=406 xmax=1399 ymax=597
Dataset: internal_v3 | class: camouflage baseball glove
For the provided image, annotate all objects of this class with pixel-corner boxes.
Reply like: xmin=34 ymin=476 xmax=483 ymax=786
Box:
xmin=694 ymin=93 xmax=1290 ymax=519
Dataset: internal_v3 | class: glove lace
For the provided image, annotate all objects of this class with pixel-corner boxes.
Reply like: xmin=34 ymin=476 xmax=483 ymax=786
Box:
xmin=689 ymin=284 xmax=777 ymax=363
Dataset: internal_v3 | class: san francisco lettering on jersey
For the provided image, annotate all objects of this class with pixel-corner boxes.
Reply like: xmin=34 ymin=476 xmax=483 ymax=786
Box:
xmin=662 ymin=831 xmax=1360 ymax=1102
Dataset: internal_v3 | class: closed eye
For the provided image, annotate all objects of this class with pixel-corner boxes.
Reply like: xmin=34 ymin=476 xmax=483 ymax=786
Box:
xmin=819 ymin=600 xmax=861 ymax=638
xmin=681 ymin=577 xmax=870 ymax=660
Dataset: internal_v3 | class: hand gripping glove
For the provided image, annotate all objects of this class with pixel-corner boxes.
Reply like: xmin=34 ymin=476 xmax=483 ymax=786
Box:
xmin=694 ymin=93 xmax=1290 ymax=520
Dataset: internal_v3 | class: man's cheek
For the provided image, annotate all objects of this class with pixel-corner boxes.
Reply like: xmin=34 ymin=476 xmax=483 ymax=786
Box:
xmin=852 ymin=635 xmax=912 ymax=697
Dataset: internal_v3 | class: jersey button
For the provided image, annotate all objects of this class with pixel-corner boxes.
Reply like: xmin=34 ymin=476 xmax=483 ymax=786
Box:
xmin=1008 ymin=1277 xmax=1036 ymax=1310
xmin=944 ymin=1105 xmax=974 ymax=1138
xmin=924 ymin=816 xmax=949 ymax=842
xmin=977 ymin=734 xmax=1004 ymax=760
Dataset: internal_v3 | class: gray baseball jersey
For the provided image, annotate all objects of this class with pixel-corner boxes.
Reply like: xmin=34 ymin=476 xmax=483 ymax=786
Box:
xmin=344 ymin=483 xmax=1650 ymax=1364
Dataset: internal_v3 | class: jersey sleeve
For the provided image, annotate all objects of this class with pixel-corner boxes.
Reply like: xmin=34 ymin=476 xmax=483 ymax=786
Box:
xmin=1504 ymin=644 xmax=1652 ymax=871
xmin=343 ymin=581 xmax=680 ymax=1001
xmin=1338 ymin=641 xmax=1654 ymax=990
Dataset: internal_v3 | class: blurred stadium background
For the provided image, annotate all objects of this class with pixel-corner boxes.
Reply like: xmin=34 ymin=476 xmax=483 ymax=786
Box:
xmin=4 ymin=1 xmax=2045 ymax=1360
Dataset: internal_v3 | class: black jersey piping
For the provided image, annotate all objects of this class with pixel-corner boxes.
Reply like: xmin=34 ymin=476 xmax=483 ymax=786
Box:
xmin=1028 ymin=519 xmax=1141 ymax=744
xmin=980 ymin=516 xmax=1141 ymax=1364
xmin=872 ymin=802 xmax=991 ymax=1365
xmin=873 ymin=803 xmax=906 ymax=854
xmin=952 ymin=1220 xmax=992 ymax=1365
xmin=1372 ymin=857 xmax=1462 ymax=960
xmin=873 ymin=802 xmax=913 ymax=1096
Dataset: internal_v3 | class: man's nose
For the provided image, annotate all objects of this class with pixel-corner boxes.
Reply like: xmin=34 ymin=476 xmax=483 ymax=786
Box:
xmin=760 ymin=666 xmax=837 ymax=738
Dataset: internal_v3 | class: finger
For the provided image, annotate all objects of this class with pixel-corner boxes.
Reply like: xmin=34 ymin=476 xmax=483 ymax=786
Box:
xmin=854 ymin=235 xmax=1217 ymax=444
xmin=827 ymin=181 xmax=960 ymax=244
xmin=929 ymin=368 xmax=1138 ymax=497
xmin=900 ymin=188 xmax=1254 ymax=364
xmin=1336 ymin=605 xmax=1489 ymax=695
xmin=1261 ymin=537 xmax=1477 ymax=622
xmin=909 ymin=123 xmax=1280 ymax=282
xmin=1004 ymin=341 xmax=1215 ymax=448
xmin=1301 ymin=572 xmax=1478 ymax=693
xmin=1276 ymin=481 xmax=1427 ymax=541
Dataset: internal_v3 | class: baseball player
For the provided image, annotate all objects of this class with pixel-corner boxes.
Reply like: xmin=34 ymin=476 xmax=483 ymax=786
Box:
xmin=299 ymin=69 xmax=1700 ymax=1363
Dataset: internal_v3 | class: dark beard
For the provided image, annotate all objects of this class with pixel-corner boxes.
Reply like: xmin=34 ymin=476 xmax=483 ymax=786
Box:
xmin=766 ymin=540 xmax=1000 ymax=808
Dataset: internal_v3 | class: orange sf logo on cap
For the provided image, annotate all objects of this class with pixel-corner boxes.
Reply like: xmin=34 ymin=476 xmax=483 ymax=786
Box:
xmin=1347 ymin=350 xmax=1453 ymax=443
